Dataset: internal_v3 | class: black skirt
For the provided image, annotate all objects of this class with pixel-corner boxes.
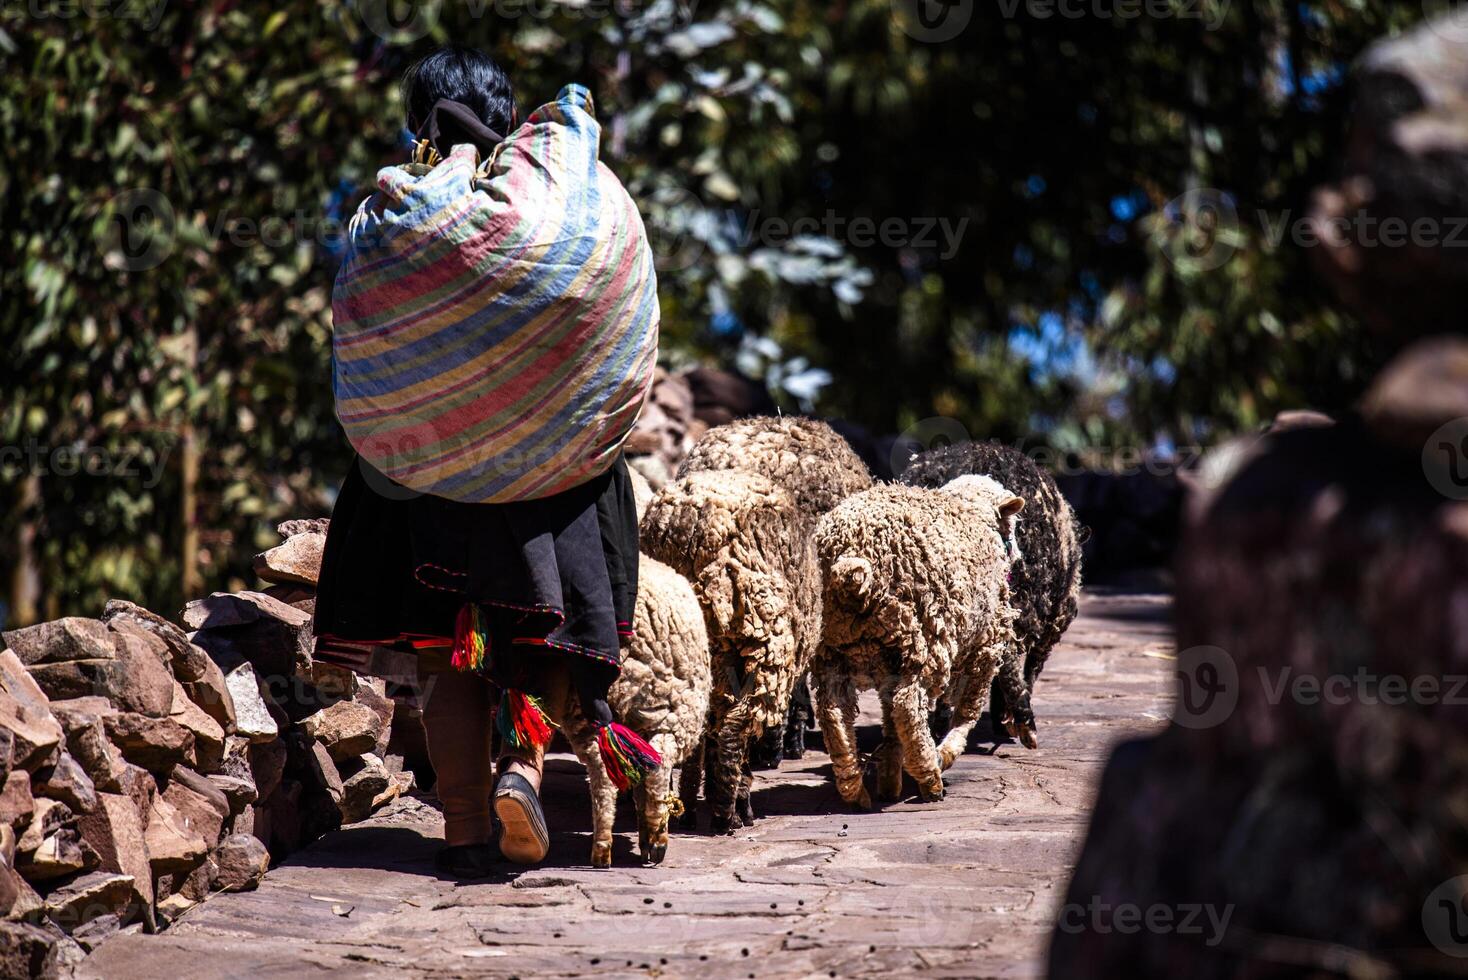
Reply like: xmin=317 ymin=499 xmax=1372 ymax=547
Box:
xmin=312 ymin=454 xmax=639 ymax=710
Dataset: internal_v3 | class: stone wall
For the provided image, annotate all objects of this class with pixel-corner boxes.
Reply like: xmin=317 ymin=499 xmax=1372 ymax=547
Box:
xmin=0 ymin=520 xmax=411 ymax=976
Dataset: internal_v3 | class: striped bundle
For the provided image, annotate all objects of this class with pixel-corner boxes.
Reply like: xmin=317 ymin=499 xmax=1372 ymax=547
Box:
xmin=332 ymin=84 xmax=660 ymax=503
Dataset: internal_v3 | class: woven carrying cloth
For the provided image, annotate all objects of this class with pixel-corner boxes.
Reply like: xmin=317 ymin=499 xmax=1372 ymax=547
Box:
xmin=332 ymin=84 xmax=659 ymax=504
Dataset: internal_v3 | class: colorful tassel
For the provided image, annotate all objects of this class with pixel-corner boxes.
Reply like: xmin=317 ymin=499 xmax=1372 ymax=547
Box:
xmin=451 ymin=603 xmax=488 ymax=672
xmin=597 ymin=723 xmax=662 ymax=792
xmin=497 ymin=689 xmax=555 ymax=751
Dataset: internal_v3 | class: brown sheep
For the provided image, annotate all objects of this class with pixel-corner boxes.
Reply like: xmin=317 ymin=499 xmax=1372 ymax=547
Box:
xmin=640 ymin=469 xmax=819 ymax=834
xmin=678 ymin=414 xmax=875 ymax=518
xmin=668 ymin=416 xmax=874 ymax=824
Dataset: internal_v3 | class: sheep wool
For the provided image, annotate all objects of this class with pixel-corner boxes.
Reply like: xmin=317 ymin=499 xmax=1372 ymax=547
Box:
xmin=640 ymin=468 xmax=819 ymax=833
xmin=679 ymin=414 xmax=874 ymax=520
xmin=814 ymin=476 xmax=1024 ymax=807
xmin=901 ymin=440 xmax=1083 ymax=746
xmin=536 ymin=552 xmax=711 ymax=867
xmin=608 ymin=554 xmax=711 ymax=863
xmin=679 ymin=415 xmax=874 ymax=773
xmin=627 ymin=463 xmax=657 ymax=521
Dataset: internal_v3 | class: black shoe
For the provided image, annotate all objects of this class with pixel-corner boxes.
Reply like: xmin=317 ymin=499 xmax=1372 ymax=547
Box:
xmin=494 ymin=772 xmax=550 ymax=864
xmin=435 ymin=843 xmax=499 ymax=879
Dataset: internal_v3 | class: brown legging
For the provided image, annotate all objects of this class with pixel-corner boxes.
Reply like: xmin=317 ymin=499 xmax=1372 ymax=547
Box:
xmin=419 ymin=663 xmax=571 ymax=846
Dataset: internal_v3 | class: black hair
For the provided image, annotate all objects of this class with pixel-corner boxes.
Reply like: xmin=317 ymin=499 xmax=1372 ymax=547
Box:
xmin=401 ymin=45 xmax=516 ymax=144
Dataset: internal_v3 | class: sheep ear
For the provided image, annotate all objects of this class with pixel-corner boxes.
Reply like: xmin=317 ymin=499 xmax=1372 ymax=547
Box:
xmin=999 ymin=496 xmax=1024 ymax=518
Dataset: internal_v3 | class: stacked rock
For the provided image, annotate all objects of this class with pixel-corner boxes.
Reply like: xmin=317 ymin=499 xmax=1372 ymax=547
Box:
xmin=0 ymin=518 xmax=410 ymax=973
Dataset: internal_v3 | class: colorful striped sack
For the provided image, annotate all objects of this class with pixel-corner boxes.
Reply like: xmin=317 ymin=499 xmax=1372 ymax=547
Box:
xmin=332 ymin=84 xmax=659 ymax=503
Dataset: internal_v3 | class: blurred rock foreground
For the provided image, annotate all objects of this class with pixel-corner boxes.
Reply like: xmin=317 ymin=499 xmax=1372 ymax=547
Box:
xmin=0 ymin=519 xmax=415 ymax=976
xmin=1050 ymin=10 xmax=1468 ymax=975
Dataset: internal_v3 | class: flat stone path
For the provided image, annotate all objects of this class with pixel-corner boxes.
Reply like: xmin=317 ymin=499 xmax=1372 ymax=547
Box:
xmin=83 ymin=590 xmax=1174 ymax=979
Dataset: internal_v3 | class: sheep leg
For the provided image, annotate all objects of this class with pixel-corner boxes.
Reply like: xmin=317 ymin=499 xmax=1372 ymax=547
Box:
xmin=813 ymin=665 xmax=871 ymax=810
xmin=890 ymin=676 xmax=945 ymax=802
xmin=939 ymin=648 xmax=1003 ymax=769
xmin=562 ymin=708 xmax=618 ymax=869
xmin=674 ymin=736 xmax=703 ymax=832
xmin=999 ymin=641 xmax=1039 ymax=749
xmin=736 ymin=753 xmax=755 ymax=827
xmin=985 ymin=678 xmax=1012 ymax=746
xmin=708 ymin=701 xmax=753 ymax=835
xmin=638 ymin=734 xmax=677 ymax=864
xmin=749 ymin=724 xmax=784 ymax=770
xmin=928 ymin=699 xmax=953 ymax=743
xmin=875 ymin=687 xmax=904 ymax=801
xmin=784 ymin=676 xmax=811 ymax=759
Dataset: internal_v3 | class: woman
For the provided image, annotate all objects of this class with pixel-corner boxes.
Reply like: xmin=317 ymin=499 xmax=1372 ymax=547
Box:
xmin=312 ymin=46 xmax=654 ymax=878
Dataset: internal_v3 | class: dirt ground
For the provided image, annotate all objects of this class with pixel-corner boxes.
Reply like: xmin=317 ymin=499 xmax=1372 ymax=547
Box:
xmin=82 ymin=589 xmax=1174 ymax=979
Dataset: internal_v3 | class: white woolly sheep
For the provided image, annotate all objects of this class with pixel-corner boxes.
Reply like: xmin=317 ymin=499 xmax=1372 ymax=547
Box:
xmin=640 ymin=468 xmax=819 ymax=834
xmin=672 ymin=416 xmax=874 ymax=811
xmin=610 ymin=554 xmax=711 ymax=864
xmin=813 ymin=475 xmax=1025 ymax=807
xmin=901 ymin=440 xmax=1084 ymax=747
xmin=541 ymin=552 xmax=711 ymax=867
